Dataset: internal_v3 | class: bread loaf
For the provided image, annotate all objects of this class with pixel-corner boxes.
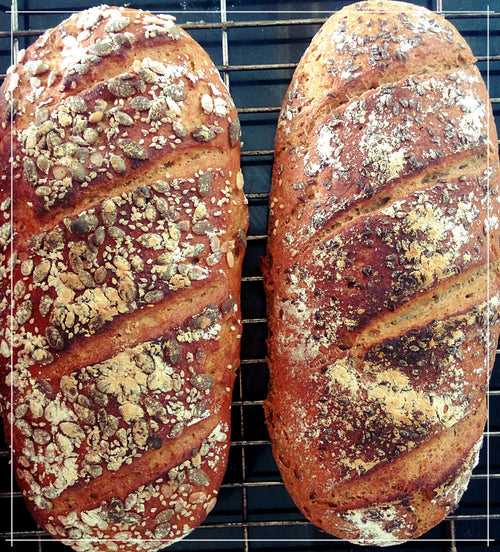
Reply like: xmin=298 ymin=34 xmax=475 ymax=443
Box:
xmin=264 ymin=0 xmax=499 ymax=544
xmin=0 ymin=6 xmax=247 ymax=551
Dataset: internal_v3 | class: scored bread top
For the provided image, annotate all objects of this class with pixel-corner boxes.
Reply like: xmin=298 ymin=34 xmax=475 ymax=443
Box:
xmin=268 ymin=0 xmax=491 ymax=269
xmin=273 ymin=69 xmax=493 ymax=260
xmin=0 ymin=4 xmax=241 ymax=235
xmin=265 ymin=0 xmax=500 ymax=544
xmin=277 ymin=0 xmax=474 ymax=136
xmin=0 ymin=5 xmax=248 ymax=551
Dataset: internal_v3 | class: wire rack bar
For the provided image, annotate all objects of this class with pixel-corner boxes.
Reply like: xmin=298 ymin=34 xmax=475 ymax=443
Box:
xmin=1 ymin=8 xmax=500 ymax=42
xmin=1 ymin=519 xmax=499 ymax=540
xmin=449 ymin=520 xmax=458 ymax=552
xmin=1 ymin=9 xmax=500 ymax=33
xmin=2 ymin=56 xmax=500 ymax=77
xmin=241 ymin=150 xmax=274 ymax=157
xmin=2 ymin=511 xmax=500 ymax=539
xmin=245 ymin=235 xmax=267 ymax=242
xmin=0 ymin=428 xmax=499 ymax=459
xmin=2 ymin=468 xmax=500 ymax=501
xmin=4 ymin=59 xmax=500 ymax=79
xmin=221 ymin=3 xmax=247 ymax=550
xmin=241 ymin=275 xmax=264 ymax=282
xmin=8 ymin=1 xmax=19 ymax=547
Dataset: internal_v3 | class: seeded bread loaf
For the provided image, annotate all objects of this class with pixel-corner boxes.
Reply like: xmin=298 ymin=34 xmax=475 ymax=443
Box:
xmin=264 ymin=0 xmax=500 ymax=545
xmin=0 ymin=6 xmax=247 ymax=551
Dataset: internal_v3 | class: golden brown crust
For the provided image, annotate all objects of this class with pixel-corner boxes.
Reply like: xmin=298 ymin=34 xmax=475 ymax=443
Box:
xmin=266 ymin=304 xmax=497 ymax=494
xmin=270 ymin=175 xmax=499 ymax=366
xmin=0 ymin=5 xmax=248 ymax=551
xmin=265 ymin=0 xmax=500 ymax=545
xmin=47 ymin=420 xmax=232 ymax=551
xmin=270 ymin=400 xmax=485 ymax=544
xmin=277 ymin=0 xmax=474 ymax=138
xmin=270 ymin=67 xmax=495 ymax=273
xmin=269 ymin=0 xmax=483 ymax=271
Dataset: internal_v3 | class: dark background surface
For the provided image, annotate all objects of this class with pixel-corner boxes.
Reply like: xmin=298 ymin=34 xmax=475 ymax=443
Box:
xmin=0 ymin=0 xmax=499 ymax=550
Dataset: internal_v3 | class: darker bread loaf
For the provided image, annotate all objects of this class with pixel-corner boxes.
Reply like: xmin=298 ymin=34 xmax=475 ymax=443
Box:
xmin=0 ymin=6 xmax=247 ymax=551
xmin=264 ymin=0 xmax=500 ymax=545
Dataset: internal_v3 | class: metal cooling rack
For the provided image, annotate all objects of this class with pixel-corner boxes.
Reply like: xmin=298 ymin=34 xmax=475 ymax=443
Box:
xmin=0 ymin=0 xmax=499 ymax=550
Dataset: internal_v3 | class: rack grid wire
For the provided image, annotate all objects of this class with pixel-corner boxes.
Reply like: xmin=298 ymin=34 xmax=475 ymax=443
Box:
xmin=0 ymin=0 xmax=499 ymax=551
